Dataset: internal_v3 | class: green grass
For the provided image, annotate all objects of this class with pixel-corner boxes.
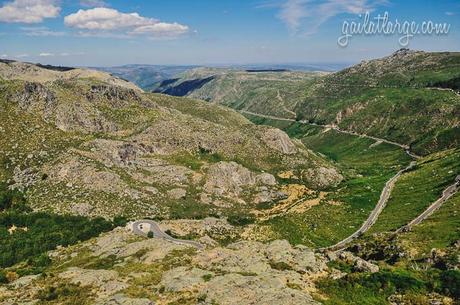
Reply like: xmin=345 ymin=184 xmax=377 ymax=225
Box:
xmin=242 ymin=114 xmax=324 ymax=139
xmin=316 ymin=268 xmax=433 ymax=305
xmin=399 ymin=191 xmax=460 ymax=257
xmin=369 ymin=149 xmax=460 ymax=233
xmin=262 ymin=130 xmax=411 ymax=247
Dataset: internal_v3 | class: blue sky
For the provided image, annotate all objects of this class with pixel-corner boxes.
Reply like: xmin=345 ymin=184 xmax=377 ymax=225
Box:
xmin=0 ymin=0 xmax=459 ymax=66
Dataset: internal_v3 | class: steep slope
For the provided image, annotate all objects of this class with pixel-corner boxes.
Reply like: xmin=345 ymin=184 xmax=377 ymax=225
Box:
xmin=294 ymin=49 xmax=460 ymax=155
xmin=155 ymin=50 xmax=460 ymax=155
xmin=0 ymin=61 xmax=341 ymax=220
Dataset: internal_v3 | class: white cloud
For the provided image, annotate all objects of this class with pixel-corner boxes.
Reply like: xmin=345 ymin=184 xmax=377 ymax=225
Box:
xmin=64 ymin=7 xmax=189 ymax=38
xmin=80 ymin=0 xmax=107 ymax=7
xmin=39 ymin=52 xmax=54 ymax=56
xmin=65 ymin=8 xmax=158 ymax=30
xmin=276 ymin=0 xmax=386 ymax=35
xmin=130 ymin=22 xmax=189 ymax=37
xmin=0 ymin=54 xmax=8 ymax=58
xmin=445 ymin=11 xmax=455 ymax=16
xmin=21 ymin=26 xmax=65 ymax=36
xmin=0 ymin=0 xmax=60 ymax=23
xmin=15 ymin=54 xmax=29 ymax=58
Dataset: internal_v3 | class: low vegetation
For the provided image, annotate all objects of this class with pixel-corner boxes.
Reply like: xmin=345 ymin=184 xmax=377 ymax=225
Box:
xmin=316 ymin=268 xmax=460 ymax=304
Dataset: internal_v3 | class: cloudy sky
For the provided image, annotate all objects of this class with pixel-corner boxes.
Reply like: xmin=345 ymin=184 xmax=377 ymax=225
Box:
xmin=0 ymin=0 xmax=459 ymax=66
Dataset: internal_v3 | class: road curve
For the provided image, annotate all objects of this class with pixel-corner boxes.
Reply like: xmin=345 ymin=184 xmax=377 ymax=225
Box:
xmin=131 ymin=220 xmax=204 ymax=249
xmin=396 ymin=181 xmax=460 ymax=233
xmin=239 ymin=110 xmax=421 ymax=159
xmin=320 ymin=161 xmax=417 ymax=251
xmin=239 ymin=110 xmax=424 ymax=251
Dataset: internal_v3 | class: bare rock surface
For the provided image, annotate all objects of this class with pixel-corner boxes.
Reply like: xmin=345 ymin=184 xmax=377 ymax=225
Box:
xmin=203 ymin=273 xmax=320 ymax=305
xmin=261 ymin=128 xmax=298 ymax=155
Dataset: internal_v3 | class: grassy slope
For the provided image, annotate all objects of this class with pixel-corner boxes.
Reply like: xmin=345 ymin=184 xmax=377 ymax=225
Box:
xmin=369 ymin=149 xmax=460 ymax=233
xmin=398 ymin=191 xmax=460 ymax=257
xmin=262 ymin=130 xmax=411 ymax=247
xmin=295 ymin=51 xmax=460 ymax=155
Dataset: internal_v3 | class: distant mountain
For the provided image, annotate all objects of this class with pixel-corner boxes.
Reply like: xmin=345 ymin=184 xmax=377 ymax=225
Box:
xmin=92 ymin=63 xmax=346 ymax=91
xmin=154 ymin=50 xmax=460 ymax=155
xmin=92 ymin=64 xmax=199 ymax=91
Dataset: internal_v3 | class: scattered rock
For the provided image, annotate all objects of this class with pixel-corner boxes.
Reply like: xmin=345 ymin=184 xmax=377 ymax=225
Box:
xmin=167 ymin=188 xmax=187 ymax=200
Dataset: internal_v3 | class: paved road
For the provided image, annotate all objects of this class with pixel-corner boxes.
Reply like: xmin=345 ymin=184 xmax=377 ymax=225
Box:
xmin=321 ymin=161 xmax=417 ymax=251
xmin=239 ymin=110 xmax=421 ymax=159
xmin=396 ymin=181 xmax=460 ymax=233
xmin=239 ymin=110 xmax=423 ymax=251
xmin=132 ymin=220 xmax=204 ymax=249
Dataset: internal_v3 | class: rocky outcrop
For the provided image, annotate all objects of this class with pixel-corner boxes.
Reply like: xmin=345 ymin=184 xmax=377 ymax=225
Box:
xmin=202 ymin=273 xmax=320 ymax=305
xmin=303 ymin=166 xmax=343 ymax=189
xmin=204 ymin=161 xmax=256 ymax=197
xmin=12 ymin=82 xmax=56 ymax=118
xmin=86 ymin=84 xmax=142 ymax=106
xmin=261 ymin=128 xmax=297 ymax=155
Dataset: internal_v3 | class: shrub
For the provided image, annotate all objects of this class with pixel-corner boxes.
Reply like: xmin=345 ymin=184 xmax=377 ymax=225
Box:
xmin=440 ymin=270 xmax=460 ymax=298
xmin=0 ymin=270 xmax=8 ymax=284
xmin=227 ymin=214 xmax=255 ymax=226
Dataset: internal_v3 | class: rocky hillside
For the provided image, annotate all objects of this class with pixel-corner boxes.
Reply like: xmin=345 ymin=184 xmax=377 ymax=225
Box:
xmin=0 ymin=61 xmax=341 ymax=219
xmin=0 ymin=60 xmax=140 ymax=91
xmin=154 ymin=50 xmax=460 ymax=155
xmin=0 ymin=218 xmax=373 ymax=305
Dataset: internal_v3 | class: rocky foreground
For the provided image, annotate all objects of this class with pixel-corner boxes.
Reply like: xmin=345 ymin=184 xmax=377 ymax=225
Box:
xmin=0 ymin=218 xmax=381 ymax=305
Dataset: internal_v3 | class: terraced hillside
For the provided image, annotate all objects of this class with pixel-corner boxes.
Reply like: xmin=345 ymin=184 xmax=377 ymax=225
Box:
xmin=0 ymin=60 xmax=341 ymax=220
xmin=155 ymin=50 xmax=460 ymax=155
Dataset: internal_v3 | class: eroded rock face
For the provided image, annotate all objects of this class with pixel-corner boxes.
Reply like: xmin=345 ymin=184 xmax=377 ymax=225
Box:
xmin=86 ymin=85 xmax=142 ymax=106
xmin=261 ymin=128 xmax=298 ymax=155
xmin=204 ymin=161 xmax=256 ymax=197
xmin=47 ymin=156 xmax=142 ymax=199
xmin=203 ymin=161 xmax=280 ymax=203
xmin=12 ymin=82 xmax=56 ymax=117
xmin=55 ymin=102 xmax=117 ymax=133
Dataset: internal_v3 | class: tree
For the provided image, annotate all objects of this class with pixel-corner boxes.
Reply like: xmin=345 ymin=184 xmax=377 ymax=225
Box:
xmin=147 ymin=231 xmax=154 ymax=238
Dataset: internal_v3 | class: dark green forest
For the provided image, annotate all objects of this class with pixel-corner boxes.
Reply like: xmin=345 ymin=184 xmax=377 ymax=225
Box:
xmin=0 ymin=182 xmax=125 ymax=279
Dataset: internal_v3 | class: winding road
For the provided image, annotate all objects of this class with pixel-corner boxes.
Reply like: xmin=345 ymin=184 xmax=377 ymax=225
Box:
xmin=130 ymin=111 xmax=451 ymax=252
xmin=396 ymin=180 xmax=460 ymax=233
xmin=239 ymin=110 xmax=421 ymax=159
xmin=322 ymin=161 xmax=417 ymax=251
xmin=238 ymin=110 xmax=425 ymax=251
xmin=131 ymin=220 xmax=204 ymax=249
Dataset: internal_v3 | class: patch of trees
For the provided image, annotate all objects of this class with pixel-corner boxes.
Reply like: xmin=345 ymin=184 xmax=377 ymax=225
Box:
xmin=428 ymin=76 xmax=460 ymax=91
xmin=0 ymin=182 xmax=127 ymax=271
